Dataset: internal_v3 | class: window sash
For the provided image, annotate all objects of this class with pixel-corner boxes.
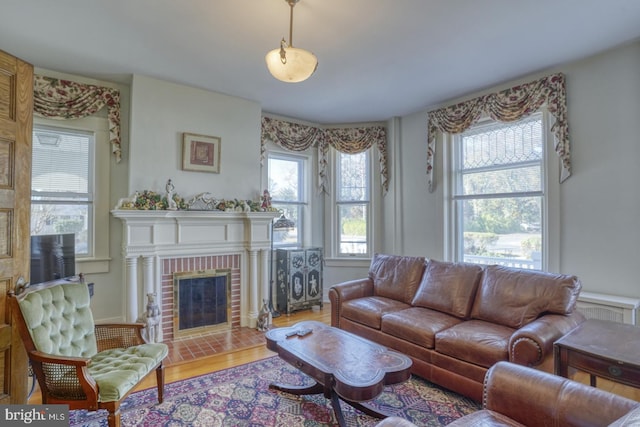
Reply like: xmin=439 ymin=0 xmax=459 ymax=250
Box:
xmin=31 ymin=125 xmax=94 ymax=257
xmin=451 ymin=114 xmax=545 ymax=270
xmin=335 ymin=150 xmax=371 ymax=257
xmin=268 ymin=153 xmax=307 ymax=248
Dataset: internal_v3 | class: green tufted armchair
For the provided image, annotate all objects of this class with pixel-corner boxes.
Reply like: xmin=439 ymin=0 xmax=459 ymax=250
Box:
xmin=10 ymin=281 xmax=168 ymax=427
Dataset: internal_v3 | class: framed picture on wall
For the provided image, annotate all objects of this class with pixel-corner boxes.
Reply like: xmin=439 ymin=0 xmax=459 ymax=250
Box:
xmin=182 ymin=133 xmax=221 ymax=173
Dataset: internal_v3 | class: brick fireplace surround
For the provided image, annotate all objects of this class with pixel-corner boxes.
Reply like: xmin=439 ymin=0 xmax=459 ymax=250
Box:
xmin=161 ymin=254 xmax=240 ymax=341
xmin=111 ymin=210 xmax=277 ymax=342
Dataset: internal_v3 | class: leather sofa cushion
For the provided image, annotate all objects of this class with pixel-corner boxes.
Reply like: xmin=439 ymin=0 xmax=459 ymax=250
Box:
xmin=369 ymin=253 xmax=426 ymax=304
xmin=435 ymin=320 xmax=514 ymax=368
xmin=381 ymin=307 xmax=462 ymax=348
xmin=470 ymin=265 xmax=582 ymax=329
xmin=411 ymin=260 xmax=483 ymax=319
xmin=341 ymin=296 xmax=410 ymax=329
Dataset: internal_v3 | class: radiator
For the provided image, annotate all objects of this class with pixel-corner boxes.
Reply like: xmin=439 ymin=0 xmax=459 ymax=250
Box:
xmin=575 ymin=291 xmax=640 ymax=325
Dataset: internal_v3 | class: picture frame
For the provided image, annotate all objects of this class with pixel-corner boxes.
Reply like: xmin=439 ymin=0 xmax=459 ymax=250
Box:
xmin=182 ymin=133 xmax=221 ymax=173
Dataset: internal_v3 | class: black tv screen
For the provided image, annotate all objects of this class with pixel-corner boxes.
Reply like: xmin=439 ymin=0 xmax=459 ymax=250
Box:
xmin=30 ymin=233 xmax=76 ymax=285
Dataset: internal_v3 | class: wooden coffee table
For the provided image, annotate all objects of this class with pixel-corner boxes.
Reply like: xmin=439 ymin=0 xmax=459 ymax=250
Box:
xmin=554 ymin=319 xmax=640 ymax=389
xmin=265 ymin=320 xmax=413 ymax=426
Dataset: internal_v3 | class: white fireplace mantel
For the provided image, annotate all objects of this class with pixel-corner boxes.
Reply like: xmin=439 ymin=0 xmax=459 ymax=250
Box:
xmin=111 ymin=209 xmax=278 ymax=335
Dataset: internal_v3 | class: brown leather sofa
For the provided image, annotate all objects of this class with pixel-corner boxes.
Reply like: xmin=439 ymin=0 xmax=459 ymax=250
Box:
xmin=329 ymin=254 xmax=586 ymax=402
xmin=376 ymin=361 xmax=640 ymax=427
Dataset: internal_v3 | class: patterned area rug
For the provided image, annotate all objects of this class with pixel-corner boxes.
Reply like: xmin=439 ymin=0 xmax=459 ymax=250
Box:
xmin=70 ymin=356 xmax=480 ymax=426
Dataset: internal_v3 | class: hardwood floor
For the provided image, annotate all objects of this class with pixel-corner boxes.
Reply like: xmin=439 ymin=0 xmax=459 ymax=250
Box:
xmin=28 ymin=305 xmax=331 ymax=404
xmin=28 ymin=305 xmax=639 ymax=404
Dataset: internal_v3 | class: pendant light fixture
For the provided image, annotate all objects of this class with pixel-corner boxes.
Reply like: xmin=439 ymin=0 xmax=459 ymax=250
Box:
xmin=265 ymin=0 xmax=318 ymax=83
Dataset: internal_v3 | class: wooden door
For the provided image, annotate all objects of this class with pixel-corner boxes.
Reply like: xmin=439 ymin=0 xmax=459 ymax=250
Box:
xmin=0 ymin=49 xmax=33 ymax=404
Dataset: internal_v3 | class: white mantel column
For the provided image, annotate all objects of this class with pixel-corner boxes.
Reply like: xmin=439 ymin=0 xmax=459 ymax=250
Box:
xmin=125 ymin=256 xmax=138 ymax=322
xmin=261 ymin=248 xmax=270 ymax=307
xmin=248 ymin=249 xmax=259 ymax=328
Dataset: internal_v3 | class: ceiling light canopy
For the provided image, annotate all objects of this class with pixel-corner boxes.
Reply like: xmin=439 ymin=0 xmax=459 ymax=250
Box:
xmin=265 ymin=0 xmax=318 ymax=83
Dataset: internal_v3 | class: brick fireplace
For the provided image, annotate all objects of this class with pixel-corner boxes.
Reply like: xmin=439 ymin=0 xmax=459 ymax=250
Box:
xmin=111 ymin=210 xmax=277 ymax=342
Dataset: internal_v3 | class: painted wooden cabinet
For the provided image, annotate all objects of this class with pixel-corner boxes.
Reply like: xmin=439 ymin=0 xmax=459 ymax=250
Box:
xmin=275 ymin=247 xmax=323 ymax=314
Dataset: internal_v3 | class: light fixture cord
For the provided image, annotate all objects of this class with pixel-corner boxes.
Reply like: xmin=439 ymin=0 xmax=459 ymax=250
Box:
xmin=288 ymin=0 xmax=295 ymax=47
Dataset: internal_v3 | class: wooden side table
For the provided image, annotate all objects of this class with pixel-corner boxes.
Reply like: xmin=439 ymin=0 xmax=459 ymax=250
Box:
xmin=554 ymin=319 xmax=640 ymax=389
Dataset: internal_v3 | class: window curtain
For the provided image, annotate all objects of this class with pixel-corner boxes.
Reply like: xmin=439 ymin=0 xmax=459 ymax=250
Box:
xmin=261 ymin=116 xmax=388 ymax=195
xmin=426 ymin=73 xmax=570 ymax=192
xmin=33 ymin=75 xmax=122 ymax=162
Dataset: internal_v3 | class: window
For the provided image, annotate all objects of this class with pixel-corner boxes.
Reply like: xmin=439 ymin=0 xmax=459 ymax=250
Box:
xmin=268 ymin=154 xmax=306 ymax=247
xmin=30 ymin=115 xmax=111 ymax=274
xmin=450 ymin=113 xmax=545 ymax=270
xmin=335 ymin=150 xmax=371 ymax=257
xmin=31 ymin=125 xmax=94 ymax=256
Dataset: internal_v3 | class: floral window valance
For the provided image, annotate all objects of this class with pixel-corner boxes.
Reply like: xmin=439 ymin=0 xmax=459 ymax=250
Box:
xmin=33 ymin=75 xmax=122 ymax=162
xmin=426 ymin=73 xmax=570 ymax=192
xmin=261 ymin=116 xmax=388 ymax=195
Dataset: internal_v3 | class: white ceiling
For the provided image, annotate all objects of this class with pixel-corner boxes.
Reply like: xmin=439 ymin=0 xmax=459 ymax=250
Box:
xmin=2 ymin=0 xmax=640 ymax=124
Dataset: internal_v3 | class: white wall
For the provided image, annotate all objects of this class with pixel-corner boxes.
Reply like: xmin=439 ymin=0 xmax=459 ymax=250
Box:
xmin=394 ymin=40 xmax=640 ymax=299
xmin=128 ymin=75 xmax=263 ymax=199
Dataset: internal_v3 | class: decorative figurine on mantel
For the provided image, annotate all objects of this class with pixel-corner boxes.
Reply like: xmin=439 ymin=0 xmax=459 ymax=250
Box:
xmin=166 ymin=179 xmax=177 ymax=210
xmin=261 ymin=189 xmax=272 ymax=211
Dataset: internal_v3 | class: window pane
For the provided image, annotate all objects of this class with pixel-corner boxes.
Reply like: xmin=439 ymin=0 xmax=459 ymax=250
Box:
xmin=338 ymin=204 xmax=367 ymax=254
xmin=268 ymin=154 xmax=305 ymax=247
xmin=460 ymin=197 xmax=542 ymax=269
xmin=268 ymin=157 xmax=300 ymax=201
xmin=462 ymin=165 xmax=541 ymax=195
xmin=32 ymin=126 xmax=93 ymax=257
xmin=461 ymin=116 xmax=543 ymax=169
xmin=271 ymin=204 xmax=300 ymax=246
xmin=31 ymin=203 xmax=89 ymax=255
xmin=32 ymin=130 xmax=90 ymax=194
xmin=338 ymin=152 xmax=369 ymax=201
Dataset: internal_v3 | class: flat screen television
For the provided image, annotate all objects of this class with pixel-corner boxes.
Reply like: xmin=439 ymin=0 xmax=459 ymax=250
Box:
xmin=30 ymin=233 xmax=76 ymax=285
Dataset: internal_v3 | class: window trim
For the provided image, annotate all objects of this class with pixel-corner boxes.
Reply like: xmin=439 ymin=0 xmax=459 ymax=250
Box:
xmin=325 ymin=147 xmax=377 ymax=260
xmin=444 ymin=109 xmax=560 ymax=271
xmin=33 ymin=116 xmax=111 ymax=274
xmin=266 ymin=150 xmax=310 ymax=249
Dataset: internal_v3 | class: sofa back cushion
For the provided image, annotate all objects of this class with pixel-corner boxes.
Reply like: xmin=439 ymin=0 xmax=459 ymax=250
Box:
xmin=411 ymin=260 xmax=483 ymax=319
xmin=369 ymin=253 xmax=426 ymax=304
xmin=470 ymin=265 xmax=582 ymax=329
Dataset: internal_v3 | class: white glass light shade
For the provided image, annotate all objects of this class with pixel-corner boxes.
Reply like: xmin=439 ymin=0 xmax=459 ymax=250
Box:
xmin=265 ymin=47 xmax=318 ymax=83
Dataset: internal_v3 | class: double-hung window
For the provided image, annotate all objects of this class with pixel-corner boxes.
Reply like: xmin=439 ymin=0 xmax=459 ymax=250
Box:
xmin=268 ymin=153 xmax=306 ymax=247
xmin=335 ymin=150 xmax=371 ymax=257
xmin=450 ymin=113 xmax=545 ymax=270
xmin=31 ymin=114 xmax=111 ymax=275
xmin=31 ymin=125 xmax=94 ymax=256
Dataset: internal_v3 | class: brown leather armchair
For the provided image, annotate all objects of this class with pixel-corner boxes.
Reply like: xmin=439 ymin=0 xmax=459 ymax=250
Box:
xmin=376 ymin=361 xmax=640 ymax=427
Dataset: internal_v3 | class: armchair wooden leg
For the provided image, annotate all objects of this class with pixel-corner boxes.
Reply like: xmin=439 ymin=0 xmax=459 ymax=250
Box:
xmin=106 ymin=405 xmax=121 ymax=427
xmin=156 ymin=363 xmax=165 ymax=403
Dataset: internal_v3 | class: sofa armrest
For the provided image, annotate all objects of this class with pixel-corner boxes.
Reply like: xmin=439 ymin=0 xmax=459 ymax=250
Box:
xmin=483 ymin=362 xmax=639 ymax=426
xmin=328 ymin=278 xmax=374 ymax=327
xmin=509 ymin=311 xmax=585 ymax=367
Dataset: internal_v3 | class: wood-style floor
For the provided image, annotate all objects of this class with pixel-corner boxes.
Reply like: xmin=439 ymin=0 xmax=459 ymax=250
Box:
xmin=28 ymin=304 xmax=639 ymax=404
xmin=28 ymin=305 xmax=331 ymax=404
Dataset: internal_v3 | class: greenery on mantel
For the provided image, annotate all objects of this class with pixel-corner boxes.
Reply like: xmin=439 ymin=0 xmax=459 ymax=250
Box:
xmin=117 ymin=190 xmax=268 ymax=212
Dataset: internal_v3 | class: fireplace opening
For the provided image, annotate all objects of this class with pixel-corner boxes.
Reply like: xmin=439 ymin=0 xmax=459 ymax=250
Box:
xmin=173 ymin=269 xmax=231 ymax=337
